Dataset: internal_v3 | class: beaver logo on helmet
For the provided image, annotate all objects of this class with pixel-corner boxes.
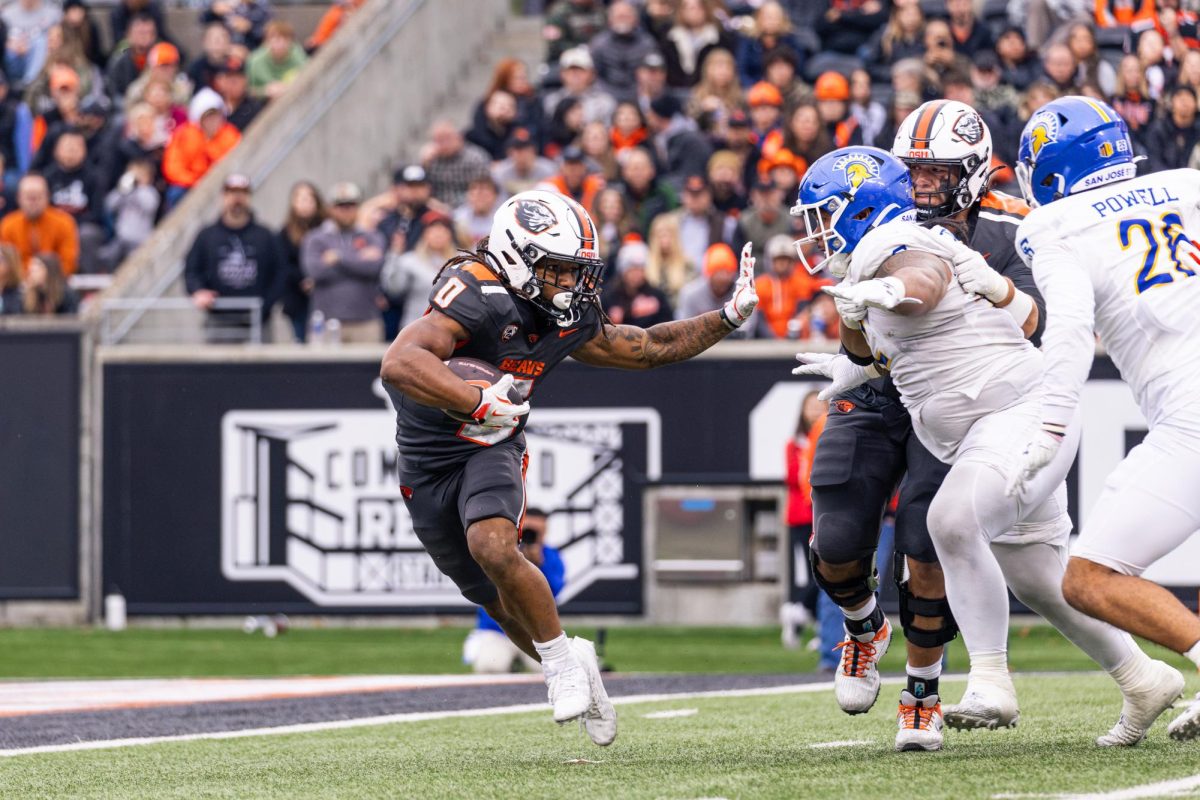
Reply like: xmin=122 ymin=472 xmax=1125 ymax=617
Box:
xmin=952 ymin=112 xmax=984 ymax=146
xmin=513 ymin=199 xmax=558 ymax=234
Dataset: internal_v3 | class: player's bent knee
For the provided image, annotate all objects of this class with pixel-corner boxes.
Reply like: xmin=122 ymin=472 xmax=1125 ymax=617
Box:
xmin=1062 ymin=557 xmax=1110 ymax=613
xmin=466 ymin=518 xmax=522 ymax=573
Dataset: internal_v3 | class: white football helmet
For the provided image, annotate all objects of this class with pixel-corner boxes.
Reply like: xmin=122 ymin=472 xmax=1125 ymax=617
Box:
xmin=892 ymin=100 xmax=995 ymax=219
xmin=485 ymin=188 xmax=605 ymax=327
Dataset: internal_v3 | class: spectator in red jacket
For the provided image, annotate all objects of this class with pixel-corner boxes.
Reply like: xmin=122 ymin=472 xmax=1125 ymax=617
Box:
xmin=162 ymin=87 xmax=241 ymax=205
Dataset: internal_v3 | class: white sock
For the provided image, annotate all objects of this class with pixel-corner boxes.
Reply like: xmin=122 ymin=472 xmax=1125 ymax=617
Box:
xmin=907 ymin=661 xmax=943 ymax=680
xmin=1109 ymin=649 xmax=1157 ymax=692
xmin=969 ymin=651 xmax=1011 ymax=685
xmin=534 ymin=633 xmax=570 ymax=664
xmin=1185 ymin=640 xmax=1200 ymax=669
xmin=843 ymin=594 xmax=877 ymax=621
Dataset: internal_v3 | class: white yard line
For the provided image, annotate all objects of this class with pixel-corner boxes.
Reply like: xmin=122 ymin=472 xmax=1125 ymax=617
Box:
xmin=808 ymin=739 xmax=874 ymax=749
xmin=993 ymin=773 xmax=1200 ymax=800
xmin=641 ymin=708 xmax=698 ymax=719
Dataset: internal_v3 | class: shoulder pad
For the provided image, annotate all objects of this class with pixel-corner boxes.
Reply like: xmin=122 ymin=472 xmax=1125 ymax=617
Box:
xmin=849 ymin=221 xmax=961 ymax=283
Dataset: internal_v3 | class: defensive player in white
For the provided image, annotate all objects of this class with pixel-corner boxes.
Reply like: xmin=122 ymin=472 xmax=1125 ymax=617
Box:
xmin=1007 ymin=95 xmax=1200 ymax=740
xmin=793 ymin=145 xmax=1182 ymax=747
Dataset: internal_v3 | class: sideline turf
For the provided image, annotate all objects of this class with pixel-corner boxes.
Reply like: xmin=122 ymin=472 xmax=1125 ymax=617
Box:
xmin=0 ymin=624 xmax=1190 ymax=678
xmin=3 ymin=674 xmax=1198 ymax=799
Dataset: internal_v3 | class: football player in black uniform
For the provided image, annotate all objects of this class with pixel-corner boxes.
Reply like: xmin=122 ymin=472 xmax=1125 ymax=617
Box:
xmin=791 ymin=101 xmax=1045 ymax=751
xmin=380 ymin=189 xmax=760 ymax=746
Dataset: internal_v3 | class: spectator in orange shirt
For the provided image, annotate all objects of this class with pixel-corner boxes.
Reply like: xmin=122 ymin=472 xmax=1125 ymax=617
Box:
xmin=162 ymin=87 xmax=241 ymax=206
xmin=0 ymin=174 xmax=79 ymax=276
xmin=781 ymin=388 xmax=827 ymax=647
xmin=755 ymin=234 xmax=831 ymax=339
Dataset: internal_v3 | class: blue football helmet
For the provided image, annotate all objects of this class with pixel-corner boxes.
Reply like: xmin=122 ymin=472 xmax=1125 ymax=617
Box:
xmin=1016 ymin=96 xmax=1137 ymax=208
xmin=792 ymin=146 xmax=917 ymax=276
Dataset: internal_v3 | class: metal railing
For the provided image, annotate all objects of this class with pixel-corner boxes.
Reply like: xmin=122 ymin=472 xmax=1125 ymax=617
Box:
xmin=99 ymin=297 xmax=263 ymax=345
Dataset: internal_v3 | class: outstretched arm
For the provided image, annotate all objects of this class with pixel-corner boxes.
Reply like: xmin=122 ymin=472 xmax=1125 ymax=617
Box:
xmin=574 ymin=243 xmax=761 ymax=369
xmin=572 ymin=311 xmax=731 ymax=370
xmin=823 ymin=250 xmax=951 ymax=318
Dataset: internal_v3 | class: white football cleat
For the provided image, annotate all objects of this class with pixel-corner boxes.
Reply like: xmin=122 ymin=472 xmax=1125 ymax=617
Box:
xmin=571 ymin=637 xmax=617 ymax=746
xmin=895 ymin=690 xmax=944 ymax=752
xmin=1167 ymin=692 xmax=1200 ymax=741
xmin=542 ymin=651 xmax=590 ymax=724
xmin=833 ymin=617 xmax=892 ymax=714
xmin=1097 ymin=660 xmax=1184 ymax=747
xmin=943 ymin=677 xmax=1020 ymax=730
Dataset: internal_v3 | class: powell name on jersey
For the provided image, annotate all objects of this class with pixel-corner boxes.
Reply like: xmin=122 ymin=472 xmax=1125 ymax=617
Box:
xmin=388 ymin=260 xmax=601 ymax=467
xmin=1016 ymin=168 xmax=1200 ymax=426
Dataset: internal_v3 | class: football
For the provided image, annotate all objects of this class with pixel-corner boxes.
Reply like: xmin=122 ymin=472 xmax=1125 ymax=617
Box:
xmin=443 ymin=357 xmax=522 ymax=423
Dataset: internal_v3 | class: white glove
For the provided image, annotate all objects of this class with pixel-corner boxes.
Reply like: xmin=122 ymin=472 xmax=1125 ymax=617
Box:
xmin=792 ymin=353 xmax=875 ymax=401
xmin=952 ymin=249 xmax=1009 ymax=304
xmin=833 ymin=294 xmax=866 ymax=329
xmin=470 ymin=374 xmax=530 ymax=429
xmin=721 ymin=242 xmax=760 ymax=328
xmin=1004 ymin=427 xmax=1065 ymax=497
xmin=823 ymin=277 xmax=922 ymax=314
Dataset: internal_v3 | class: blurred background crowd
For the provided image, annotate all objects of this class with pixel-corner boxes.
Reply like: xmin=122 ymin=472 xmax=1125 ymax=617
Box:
xmin=5 ymin=0 xmax=1200 ymax=347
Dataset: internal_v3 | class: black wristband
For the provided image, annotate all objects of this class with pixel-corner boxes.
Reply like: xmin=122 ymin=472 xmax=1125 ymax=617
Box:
xmin=844 ymin=349 xmax=875 ymax=367
xmin=718 ymin=307 xmax=740 ymax=330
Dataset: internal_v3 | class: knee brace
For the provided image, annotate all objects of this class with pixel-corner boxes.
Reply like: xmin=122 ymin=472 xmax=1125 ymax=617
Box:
xmin=810 ymin=550 xmax=878 ymax=608
xmin=895 ymin=553 xmax=958 ymax=648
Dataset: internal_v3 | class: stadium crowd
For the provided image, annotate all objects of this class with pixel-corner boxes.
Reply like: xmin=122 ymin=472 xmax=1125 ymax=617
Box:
xmin=10 ymin=0 xmax=1200 ymax=338
xmin=0 ymin=0 xmax=363 ymax=317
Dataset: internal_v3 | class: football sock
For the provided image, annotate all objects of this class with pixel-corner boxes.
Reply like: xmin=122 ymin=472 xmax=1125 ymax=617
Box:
xmin=844 ymin=594 xmax=885 ymax=641
xmin=906 ymin=660 xmax=942 ymax=701
xmin=968 ymin=652 xmax=1011 ymax=685
xmin=992 ymin=540 xmax=1140 ymax=672
xmin=534 ymin=633 xmax=571 ymax=664
xmin=1109 ymin=648 xmax=1160 ymax=692
xmin=1184 ymin=640 xmax=1200 ymax=669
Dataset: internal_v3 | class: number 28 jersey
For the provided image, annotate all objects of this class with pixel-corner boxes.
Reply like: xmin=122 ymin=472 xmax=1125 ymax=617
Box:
xmin=386 ymin=259 xmax=601 ymax=469
xmin=1016 ymin=169 xmax=1200 ymax=427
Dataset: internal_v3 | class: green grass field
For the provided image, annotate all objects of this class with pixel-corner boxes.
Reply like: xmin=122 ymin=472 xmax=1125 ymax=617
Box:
xmin=3 ymin=673 xmax=1198 ymax=799
xmin=0 ymin=623 xmax=1192 ymax=678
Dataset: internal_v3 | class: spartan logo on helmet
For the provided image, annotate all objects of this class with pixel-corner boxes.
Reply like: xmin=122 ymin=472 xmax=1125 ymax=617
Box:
xmin=832 ymin=153 xmax=880 ymax=191
xmin=513 ymin=198 xmax=558 ymax=235
xmin=1027 ymin=109 xmax=1059 ymax=160
xmin=952 ymin=112 xmax=984 ymax=145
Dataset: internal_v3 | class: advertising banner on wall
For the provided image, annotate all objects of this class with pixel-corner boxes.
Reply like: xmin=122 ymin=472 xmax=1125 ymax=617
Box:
xmin=101 ymin=351 xmax=1198 ymax=615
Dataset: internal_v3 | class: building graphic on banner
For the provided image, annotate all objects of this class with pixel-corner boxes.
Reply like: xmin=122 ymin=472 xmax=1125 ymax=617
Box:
xmin=221 ymin=387 xmax=657 ymax=609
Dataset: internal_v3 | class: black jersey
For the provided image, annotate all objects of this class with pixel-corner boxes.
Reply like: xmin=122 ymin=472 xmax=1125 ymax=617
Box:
xmin=841 ymin=190 xmax=1046 ymax=409
xmin=388 ymin=259 xmax=601 ymax=468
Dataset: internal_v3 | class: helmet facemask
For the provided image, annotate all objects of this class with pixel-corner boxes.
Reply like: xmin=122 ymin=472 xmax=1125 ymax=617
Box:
xmin=793 ymin=195 xmax=850 ymax=276
xmin=511 ymin=236 xmax=605 ymax=327
xmin=903 ymin=157 xmax=983 ymax=220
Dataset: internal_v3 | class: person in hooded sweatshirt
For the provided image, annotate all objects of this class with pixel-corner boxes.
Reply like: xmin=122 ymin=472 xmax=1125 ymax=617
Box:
xmin=162 ymin=87 xmax=241 ymax=207
xmin=184 ymin=172 xmax=285 ymax=342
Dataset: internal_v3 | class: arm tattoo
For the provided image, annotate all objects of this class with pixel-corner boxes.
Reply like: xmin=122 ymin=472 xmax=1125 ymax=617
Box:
xmin=639 ymin=311 xmax=729 ymax=367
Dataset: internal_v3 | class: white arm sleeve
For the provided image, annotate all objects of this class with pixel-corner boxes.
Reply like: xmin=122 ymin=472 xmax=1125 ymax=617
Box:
xmin=1032 ymin=241 xmax=1096 ymax=429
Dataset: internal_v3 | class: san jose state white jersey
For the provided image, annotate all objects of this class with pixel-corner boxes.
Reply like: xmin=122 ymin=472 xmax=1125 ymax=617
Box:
xmin=1016 ymin=169 xmax=1200 ymax=427
xmin=849 ymin=220 xmax=1042 ymax=460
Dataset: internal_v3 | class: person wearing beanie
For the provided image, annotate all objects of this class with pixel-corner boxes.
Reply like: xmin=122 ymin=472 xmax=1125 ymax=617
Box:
xmin=814 ymin=71 xmax=862 ymax=149
xmin=602 ymin=238 xmax=674 ymax=327
xmin=675 ymin=242 xmax=769 ymax=338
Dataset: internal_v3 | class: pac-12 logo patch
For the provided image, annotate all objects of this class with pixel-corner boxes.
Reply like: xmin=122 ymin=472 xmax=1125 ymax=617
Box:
xmin=513 ymin=199 xmax=558 ymax=234
xmin=1027 ymin=110 xmax=1059 ymax=160
xmin=952 ymin=112 xmax=984 ymax=145
xmin=833 ymin=153 xmax=880 ymax=191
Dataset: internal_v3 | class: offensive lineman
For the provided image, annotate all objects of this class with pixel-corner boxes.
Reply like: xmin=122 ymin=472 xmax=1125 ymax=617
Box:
xmin=380 ymin=188 xmax=760 ymax=745
xmin=1006 ymin=96 xmax=1200 ymax=739
xmin=793 ymin=145 xmax=1181 ymax=750
xmin=793 ymin=101 xmax=1045 ymax=751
